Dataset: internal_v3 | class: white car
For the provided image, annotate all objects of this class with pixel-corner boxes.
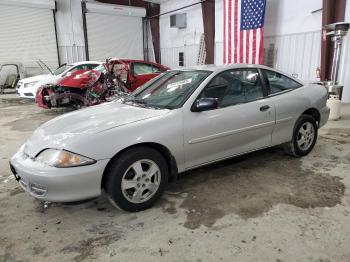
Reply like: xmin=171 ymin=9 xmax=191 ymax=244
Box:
xmin=16 ymin=61 xmax=101 ymax=99
xmin=10 ymin=64 xmax=330 ymax=211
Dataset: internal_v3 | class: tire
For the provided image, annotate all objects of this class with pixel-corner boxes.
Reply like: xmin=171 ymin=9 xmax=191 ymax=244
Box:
xmin=285 ymin=114 xmax=318 ymax=157
xmin=104 ymin=147 xmax=168 ymax=212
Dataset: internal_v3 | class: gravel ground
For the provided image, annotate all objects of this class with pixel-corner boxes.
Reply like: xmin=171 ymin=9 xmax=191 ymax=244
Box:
xmin=0 ymin=95 xmax=350 ymax=262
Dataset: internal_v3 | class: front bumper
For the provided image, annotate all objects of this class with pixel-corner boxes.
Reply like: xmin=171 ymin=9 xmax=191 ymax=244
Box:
xmin=16 ymin=84 xmax=36 ymax=99
xmin=17 ymin=89 xmax=35 ymax=99
xmin=9 ymin=146 xmax=110 ymax=202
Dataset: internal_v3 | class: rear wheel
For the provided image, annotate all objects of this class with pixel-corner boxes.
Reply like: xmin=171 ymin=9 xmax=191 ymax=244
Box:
xmin=285 ymin=114 xmax=318 ymax=157
xmin=105 ymin=147 xmax=168 ymax=211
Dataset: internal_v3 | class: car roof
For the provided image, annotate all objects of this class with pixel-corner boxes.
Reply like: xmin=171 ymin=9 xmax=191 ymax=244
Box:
xmin=108 ymin=58 xmax=164 ymax=66
xmin=174 ymin=64 xmax=277 ymax=72
xmin=172 ymin=64 xmax=304 ymax=85
xmin=109 ymin=58 xmax=144 ymax=63
xmin=70 ymin=61 xmax=102 ymax=66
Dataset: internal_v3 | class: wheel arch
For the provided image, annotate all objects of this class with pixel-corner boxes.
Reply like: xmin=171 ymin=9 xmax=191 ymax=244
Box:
xmin=301 ymin=108 xmax=320 ymax=126
xmin=101 ymin=142 xmax=179 ymax=190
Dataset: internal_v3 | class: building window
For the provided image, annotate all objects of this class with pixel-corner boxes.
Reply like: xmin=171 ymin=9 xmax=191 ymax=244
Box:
xmin=179 ymin=52 xmax=184 ymax=67
xmin=170 ymin=13 xmax=187 ymax=29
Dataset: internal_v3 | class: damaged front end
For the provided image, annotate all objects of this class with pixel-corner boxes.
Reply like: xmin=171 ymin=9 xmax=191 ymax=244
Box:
xmin=36 ymin=62 xmax=128 ymax=109
xmin=36 ymin=84 xmax=102 ymax=109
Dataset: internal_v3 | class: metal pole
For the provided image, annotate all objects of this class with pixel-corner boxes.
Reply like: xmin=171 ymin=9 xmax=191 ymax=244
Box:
xmin=330 ymin=35 xmax=342 ymax=84
xmin=53 ymin=2 xmax=61 ymax=66
xmin=81 ymin=1 xmax=89 ymax=61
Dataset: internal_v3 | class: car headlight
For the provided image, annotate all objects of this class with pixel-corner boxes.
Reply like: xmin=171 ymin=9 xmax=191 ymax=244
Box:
xmin=24 ymin=81 xmax=39 ymax=88
xmin=35 ymin=149 xmax=96 ymax=168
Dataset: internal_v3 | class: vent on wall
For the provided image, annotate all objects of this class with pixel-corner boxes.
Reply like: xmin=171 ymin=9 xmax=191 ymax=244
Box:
xmin=170 ymin=13 xmax=187 ymax=29
xmin=179 ymin=52 xmax=184 ymax=66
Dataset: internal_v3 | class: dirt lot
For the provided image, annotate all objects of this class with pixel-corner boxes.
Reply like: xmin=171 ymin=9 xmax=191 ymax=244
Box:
xmin=1 ymin=95 xmax=350 ymax=262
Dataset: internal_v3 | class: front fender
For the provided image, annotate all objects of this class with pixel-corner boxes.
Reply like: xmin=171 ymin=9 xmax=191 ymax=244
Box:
xmin=64 ymin=109 xmax=186 ymax=172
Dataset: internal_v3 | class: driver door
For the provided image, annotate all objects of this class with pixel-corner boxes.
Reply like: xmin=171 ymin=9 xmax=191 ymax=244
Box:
xmin=183 ymin=68 xmax=275 ymax=169
xmin=130 ymin=62 xmax=159 ymax=91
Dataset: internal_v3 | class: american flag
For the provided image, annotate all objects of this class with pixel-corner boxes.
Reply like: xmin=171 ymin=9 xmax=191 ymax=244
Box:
xmin=223 ymin=0 xmax=266 ymax=64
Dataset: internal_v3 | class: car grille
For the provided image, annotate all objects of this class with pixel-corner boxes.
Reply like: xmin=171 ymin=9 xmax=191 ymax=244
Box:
xmin=24 ymin=93 xmax=34 ymax=97
xmin=9 ymin=163 xmax=19 ymax=181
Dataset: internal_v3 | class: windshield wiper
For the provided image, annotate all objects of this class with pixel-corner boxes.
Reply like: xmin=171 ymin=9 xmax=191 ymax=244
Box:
xmin=122 ymin=96 xmax=173 ymax=110
xmin=133 ymin=99 xmax=146 ymax=104
xmin=121 ymin=95 xmax=145 ymax=104
xmin=119 ymin=94 xmax=134 ymax=102
xmin=123 ymin=97 xmax=147 ymax=106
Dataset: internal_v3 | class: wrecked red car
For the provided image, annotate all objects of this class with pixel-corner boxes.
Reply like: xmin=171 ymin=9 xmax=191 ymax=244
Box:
xmin=36 ymin=59 xmax=170 ymax=109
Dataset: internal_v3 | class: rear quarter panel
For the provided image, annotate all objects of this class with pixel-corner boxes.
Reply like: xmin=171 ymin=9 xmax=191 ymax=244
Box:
xmin=269 ymin=84 xmax=328 ymax=146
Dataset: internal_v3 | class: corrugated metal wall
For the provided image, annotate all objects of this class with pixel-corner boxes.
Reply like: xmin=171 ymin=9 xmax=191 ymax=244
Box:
xmin=0 ymin=4 xmax=58 ymax=76
xmin=55 ymin=0 xmax=86 ymax=65
xmin=58 ymin=45 xmax=86 ymax=64
xmin=264 ymin=30 xmax=321 ymax=81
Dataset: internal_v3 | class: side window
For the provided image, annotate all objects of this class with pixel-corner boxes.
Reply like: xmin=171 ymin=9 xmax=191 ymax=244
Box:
xmin=199 ymin=69 xmax=264 ymax=108
xmin=133 ymin=62 xmax=154 ymax=75
xmin=67 ymin=66 xmax=78 ymax=73
xmin=86 ymin=64 xmax=98 ymax=69
xmin=263 ymin=70 xmax=302 ymax=94
xmin=76 ymin=64 xmax=97 ymax=70
xmin=152 ymin=65 xmax=162 ymax=73
xmin=200 ymin=74 xmax=230 ymax=103
xmin=68 ymin=65 xmax=85 ymax=73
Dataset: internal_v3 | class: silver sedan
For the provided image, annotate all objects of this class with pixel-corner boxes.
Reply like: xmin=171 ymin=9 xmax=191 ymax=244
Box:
xmin=10 ymin=64 xmax=330 ymax=211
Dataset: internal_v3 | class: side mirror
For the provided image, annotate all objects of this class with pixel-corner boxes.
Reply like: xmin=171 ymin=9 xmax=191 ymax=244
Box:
xmin=191 ymin=98 xmax=218 ymax=112
xmin=292 ymin=73 xmax=298 ymax=78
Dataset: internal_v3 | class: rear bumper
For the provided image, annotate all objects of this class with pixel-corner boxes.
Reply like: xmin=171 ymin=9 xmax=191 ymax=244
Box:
xmin=9 ymin=146 xmax=109 ymax=202
xmin=319 ymin=106 xmax=330 ymax=128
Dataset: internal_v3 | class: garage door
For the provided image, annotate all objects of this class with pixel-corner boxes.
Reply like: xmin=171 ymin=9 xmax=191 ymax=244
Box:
xmin=0 ymin=0 xmax=58 ymax=75
xmin=85 ymin=2 xmax=145 ymax=61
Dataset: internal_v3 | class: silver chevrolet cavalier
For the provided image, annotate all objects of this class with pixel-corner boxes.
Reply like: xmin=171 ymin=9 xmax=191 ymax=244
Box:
xmin=10 ymin=64 xmax=330 ymax=211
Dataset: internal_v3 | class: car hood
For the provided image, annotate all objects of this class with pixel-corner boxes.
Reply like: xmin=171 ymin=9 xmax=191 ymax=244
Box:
xmin=58 ymin=69 xmax=101 ymax=89
xmin=20 ymin=74 xmax=53 ymax=84
xmin=24 ymin=101 xmax=170 ymax=158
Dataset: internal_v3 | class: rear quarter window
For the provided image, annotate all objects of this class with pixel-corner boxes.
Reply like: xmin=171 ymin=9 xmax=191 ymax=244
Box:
xmin=263 ymin=69 xmax=302 ymax=95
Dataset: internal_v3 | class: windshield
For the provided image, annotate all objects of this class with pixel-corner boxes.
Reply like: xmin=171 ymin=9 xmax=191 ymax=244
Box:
xmin=53 ymin=64 xmax=72 ymax=75
xmin=127 ymin=70 xmax=211 ymax=109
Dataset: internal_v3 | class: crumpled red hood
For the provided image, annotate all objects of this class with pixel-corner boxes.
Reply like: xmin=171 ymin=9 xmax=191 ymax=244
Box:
xmin=58 ymin=69 xmax=101 ymax=89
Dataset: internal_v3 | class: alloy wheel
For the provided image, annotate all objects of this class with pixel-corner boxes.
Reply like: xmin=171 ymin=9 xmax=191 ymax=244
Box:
xmin=121 ymin=159 xmax=161 ymax=204
xmin=297 ymin=122 xmax=315 ymax=151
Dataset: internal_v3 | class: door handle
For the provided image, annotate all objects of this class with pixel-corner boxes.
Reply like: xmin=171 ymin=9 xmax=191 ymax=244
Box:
xmin=260 ymin=105 xmax=270 ymax=112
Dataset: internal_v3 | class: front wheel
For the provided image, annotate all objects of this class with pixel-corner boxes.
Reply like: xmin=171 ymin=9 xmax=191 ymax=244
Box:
xmin=104 ymin=147 xmax=168 ymax=211
xmin=285 ymin=114 xmax=318 ymax=157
